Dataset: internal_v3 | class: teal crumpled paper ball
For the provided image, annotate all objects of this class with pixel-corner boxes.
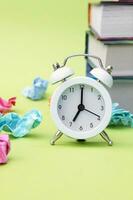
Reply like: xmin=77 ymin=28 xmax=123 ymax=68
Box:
xmin=109 ymin=103 xmax=133 ymax=127
xmin=0 ymin=109 xmax=43 ymax=137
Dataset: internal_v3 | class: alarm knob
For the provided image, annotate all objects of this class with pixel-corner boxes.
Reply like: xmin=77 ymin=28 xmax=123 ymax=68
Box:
xmin=90 ymin=68 xmax=113 ymax=88
xmin=50 ymin=66 xmax=74 ymax=84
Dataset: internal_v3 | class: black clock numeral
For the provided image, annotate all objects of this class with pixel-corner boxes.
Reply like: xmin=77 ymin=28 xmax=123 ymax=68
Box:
xmin=62 ymin=95 xmax=67 ymax=100
xmin=69 ymin=87 xmax=74 ymax=93
xmin=80 ymin=85 xmax=84 ymax=89
xmin=58 ymin=105 xmax=62 ymax=109
xmin=90 ymin=123 xmax=93 ymax=128
xmin=62 ymin=115 xmax=65 ymax=120
xmin=79 ymin=126 xmax=83 ymax=131
xmin=101 ymin=106 xmax=104 ymax=111
xmin=98 ymin=95 xmax=101 ymax=100
xmin=69 ymin=122 xmax=72 ymax=127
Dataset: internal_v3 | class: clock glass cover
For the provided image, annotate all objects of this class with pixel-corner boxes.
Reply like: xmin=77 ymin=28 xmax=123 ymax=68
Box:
xmin=57 ymin=84 xmax=105 ymax=132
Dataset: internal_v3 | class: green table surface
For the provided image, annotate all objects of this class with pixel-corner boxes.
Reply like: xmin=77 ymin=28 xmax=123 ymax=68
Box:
xmin=0 ymin=1 xmax=133 ymax=200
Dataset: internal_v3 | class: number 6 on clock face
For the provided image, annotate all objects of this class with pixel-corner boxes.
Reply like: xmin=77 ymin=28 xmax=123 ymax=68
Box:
xmin=50 ymin=77 xmax=112 ymax=139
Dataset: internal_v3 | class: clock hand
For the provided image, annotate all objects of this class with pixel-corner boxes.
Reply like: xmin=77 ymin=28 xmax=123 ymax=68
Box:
xmin=84 ymin=108 xmax=100 ymax=118
xmin=80 ymin=85 xmax=84 ymax=105
xmin=72 ymin=110 xmax=81 ymax=122
xmin=73 ymin=86 xmax=84 ymax=122
xmin=73 ymin=104 xmax=85 ymax=122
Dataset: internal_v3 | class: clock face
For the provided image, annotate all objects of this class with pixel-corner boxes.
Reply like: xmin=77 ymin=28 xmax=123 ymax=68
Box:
xmin=50 ymin=77 xmax=112 ymax=139
xmin=57 ymin=84 xmax=105 ymax=132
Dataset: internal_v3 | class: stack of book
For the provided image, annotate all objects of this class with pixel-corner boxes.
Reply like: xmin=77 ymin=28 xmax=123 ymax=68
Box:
xmin=86 ymin=0 xmax=133 ymax=112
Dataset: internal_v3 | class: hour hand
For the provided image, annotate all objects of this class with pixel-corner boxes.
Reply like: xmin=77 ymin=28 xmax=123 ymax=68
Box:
xmin=73 ymin=104 xmax=85 ymax=122
xmin=72 ymin=110 xmax=81 ymax=122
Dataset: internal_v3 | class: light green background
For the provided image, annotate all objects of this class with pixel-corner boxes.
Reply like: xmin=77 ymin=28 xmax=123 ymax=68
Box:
xmin=0 ymin=1 xmax=133 ymax=200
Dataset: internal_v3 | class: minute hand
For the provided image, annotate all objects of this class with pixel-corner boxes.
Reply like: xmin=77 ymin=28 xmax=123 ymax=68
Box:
xmin=84 ymin=108 xmax=100 ymax=118
xmin=80 ymin=86 xmax=84 ymax=105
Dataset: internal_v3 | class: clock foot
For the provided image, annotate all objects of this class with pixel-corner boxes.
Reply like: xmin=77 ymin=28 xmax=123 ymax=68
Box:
xmin=50 ymin=130 xmax=63 ymax=145
xmin=100 ymin=130 xmax=113 ymax=146
xmin=77 ymin=139 xmax=86 ymax=142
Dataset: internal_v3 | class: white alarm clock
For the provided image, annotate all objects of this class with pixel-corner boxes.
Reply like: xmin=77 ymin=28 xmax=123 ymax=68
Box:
xmin=50 ymin=54 xmax=113 ymax=146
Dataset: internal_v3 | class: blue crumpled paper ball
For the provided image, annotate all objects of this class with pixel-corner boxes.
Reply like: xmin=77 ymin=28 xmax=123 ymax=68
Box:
xmin=109 ymin=103 xmax=133 ymax=127
xmin=0 ymin=109 xmax=43 ymax=137
xmin=22 ymin=77 xmax=48 ymax=100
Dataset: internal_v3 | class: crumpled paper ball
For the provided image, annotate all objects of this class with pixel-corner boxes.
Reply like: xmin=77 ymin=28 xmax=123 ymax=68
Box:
xmin=109 ymin=103 xmax=133 ymax=127
xmin=0 ymin=134 xmax=11 ymax=164
xmin=22 ymin=77 xmax=48 ymax=100
xmin=0 ymin=109 xmax=43 ymax=138
xmin=0 ymin=97 xmax=16 ymax=114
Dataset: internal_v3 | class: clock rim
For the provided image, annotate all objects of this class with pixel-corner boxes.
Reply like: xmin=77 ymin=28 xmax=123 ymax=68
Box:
xmin=50 ymin=76 xmax=112 ymax=139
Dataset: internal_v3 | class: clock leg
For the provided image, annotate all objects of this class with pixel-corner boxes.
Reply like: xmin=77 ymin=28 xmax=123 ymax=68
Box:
xmin=100 ymin=130 xmax=113 ymax=146
xmin=77 ymin=139 xmax=86 ymax=142
xmin=50 ymin=130 xmax=63 ymax=145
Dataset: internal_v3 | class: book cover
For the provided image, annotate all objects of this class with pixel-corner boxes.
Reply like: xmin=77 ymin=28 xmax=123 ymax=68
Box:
xmin=89 ymin=0 xmax=133 ymax=3
xmin=89 ymin=27 xmax=133 ymax=42
xmin=85 ymin=30 xmax=133 ymax=46
xmin=101 ymin=0 xmax=133 ymax=3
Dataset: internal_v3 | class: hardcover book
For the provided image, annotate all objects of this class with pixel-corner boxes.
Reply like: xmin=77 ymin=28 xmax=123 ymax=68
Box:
xmin=85 ymin=31 xmax=133 ymax=74
xmin=86 ymin=62 xmax=133 ymax=112
xmin=89 ymin=0 xmax=133 ymax=3
xmin=101 ymin=0 xmax=133 ymax=2
xmin=88 ymin=3 xmax=133 ymax=40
